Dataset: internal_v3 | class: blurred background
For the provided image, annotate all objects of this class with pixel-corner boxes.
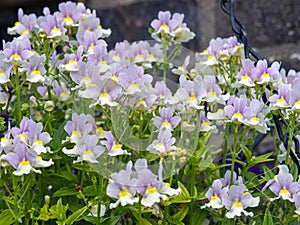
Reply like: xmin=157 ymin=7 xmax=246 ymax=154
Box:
xmin=1 ymin=0 xmax=299 ymax=70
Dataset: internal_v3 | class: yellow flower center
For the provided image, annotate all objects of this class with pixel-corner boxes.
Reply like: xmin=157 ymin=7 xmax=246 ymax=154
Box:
xmin=209 ymin=90 xmax=217 ymax=96
xmin=146 ymin=185 xmax=157 ymax=194
xmin=83 ymin=148 xmax=93 ymax=155
xmin=32 ymin=68 xmax=41 ymax=75
xmin=207 ymin=55 xmax=215 ymax=60
xmin=233 ymin=111 xmax=243 ymax=118
xmin=276 ymin=97 xmax=286 ymax=103
xmin=20 ymin=158 xmax=30 ymax=166
xmin=187 ymin=93 xmax=196 ymax=102
xmin=52 ymin=26 xmax=61 ymax=32
xmin=100 ymin=90 xmax=109 ymax=98
xmin=233 ymin=198 xmax=243 ymax=208
xmin=35 ymin=139 xmax=43 ymax=145
xmin=160 ymin=23 xmax=169 ymax=30
xmin=250 ymin=116 xmax=260 ymax=122
xmin=63 ymin=16 xmax=73 ymax=23
xmin=162 ymin=120 xmax=171 ymax=128
xmin=210 ymin=194 xmax=219 ymax=201
xmin=11 ymin=53 xmax=21 ymax=60
xmin=119 ymin=187 xmax=129 ymax=198
xmin=241 ymin=74 xmax=249 ymax=80
xmin=21 ymin=29 xmax=28 ymax=36
xmin=279 ymin=186 xmax=290 ymax=195
xmin=112 ymin=143 xmax=122 ymax=149
xmin=262 ymin=72 xmax=270 ymax=77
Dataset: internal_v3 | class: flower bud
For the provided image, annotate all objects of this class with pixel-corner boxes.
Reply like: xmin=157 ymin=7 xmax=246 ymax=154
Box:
xmin=44 ymin=100 xmax=54 ymax=112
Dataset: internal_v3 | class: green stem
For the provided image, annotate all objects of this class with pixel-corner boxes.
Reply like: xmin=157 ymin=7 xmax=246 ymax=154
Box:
xmin=15 ymin=67 xmax=22 ymax=123
xmin=162 ymin=39 xmax=168 ymax=83
xmin=230 ymin=125 xmax=238 ymax=185
xmin=221 ymin=124 xmax=230 ymax=176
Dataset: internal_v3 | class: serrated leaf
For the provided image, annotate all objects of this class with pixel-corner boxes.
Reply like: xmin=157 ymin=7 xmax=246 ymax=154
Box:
xmin=66 ymin=206 xmax=88 ymax=225
xmin=53 ymin=187 xmax=77 ymax=197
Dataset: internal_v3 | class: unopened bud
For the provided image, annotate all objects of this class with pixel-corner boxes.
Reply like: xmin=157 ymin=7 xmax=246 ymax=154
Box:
xmin=44 ymin=100 xmax=54 ymax=112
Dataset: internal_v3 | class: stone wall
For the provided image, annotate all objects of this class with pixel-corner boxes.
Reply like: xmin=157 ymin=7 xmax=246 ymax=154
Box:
xmin=91 ymin=0 xmax=300 ymax=70
xmin=0 ymin=0 xmax=299 ymax=70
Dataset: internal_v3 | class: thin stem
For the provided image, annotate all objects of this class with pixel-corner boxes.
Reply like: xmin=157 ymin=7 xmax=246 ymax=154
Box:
xmin=162 ymin=39 xmax=168 ymax=83
xmin=230 ymin=125 xmax=238 ymax=185
xmin=221 ymin=123 xmax=230 ymax=176
xmin=15 ymin=67 xmax=22 ymax=123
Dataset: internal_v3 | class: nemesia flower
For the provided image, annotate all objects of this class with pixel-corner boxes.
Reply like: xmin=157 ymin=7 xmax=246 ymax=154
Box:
xmin=54 ymin=1 xmax=83 ymax=27
xmin=146 ymin=129 xmax=176 ymax=155
xmin=252 ymin=59 xmax=280 ymax=84
xmin=224 ymin=95 xmax=252 ymax=124
xmin=269 ymin=83 xmax=291 ymax=109
xmin=106 ymin=161 xmax=139 ymax=209
xmin=262 ymin=165 xmax=290 ymax=191
xmin=118 ymin=65 xmax=153 ymax=96
xmin=172 ymin=55 xmax=190 ymax=76
xmin=59 ymin=46 xmax=83 ymax=72
xmin=236 ymin=59 xmax=256 ymax=87
xmin=4 ymin=143 xmax=40 ymax=176
xmin=39 ymin=14 xmax=67 ymax=39
xmin=8 ymin=8 xmax=37 ymax=39
xmin=153 ymin=107 xmax=181 ymax=131
xmin=220 ymin=170 xmax=243 ymax=188
xmin=199 ymin=111 xmax=217 ymax=133
xmin=2 ymin=38 xmax=32 ymax=65
xmin=245 ymin=99 xmax=268 ymax=133
xmin=0 ymin=54 xmax=13 ymax=84
xmin=201 ymin=179 xmax=227 ymax=209
xmin=87 ymin=41 xmax=110 ymax=73
xmin=22 ymin=53 xmax=46 ymax=83
xmin=268 ymin=170 xmax=300 ymax=202
xmin=223 ymin=184 xmax=259 ymax=218
xmin=175 ymin=75 xmax=206 ymax=109
xmin=150 ymin=11 xmax=179 ymax=42
xmin=100 ymin=131 xmax=130 ymax=156
xmin=290 ymin=83 xmax=300 ymax=111
xmin=203 ymin=36 xmax=243 ymax=65
xmin=171 ymin=13 xmax=195 ymax=43
xmin=195 ymin=75 xmax=228 ymax=104
xmin=72 ymin=134 xmax=105 ymax=163
xmin=64 ymin=113 xmax=96 ymax=144
xmin=150 ymin=81 xmax=172 ymax=105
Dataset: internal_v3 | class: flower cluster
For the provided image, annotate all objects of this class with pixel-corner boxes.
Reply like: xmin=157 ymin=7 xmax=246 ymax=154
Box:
xmin=202 ymin=171 xmax=259 ymax=218
xmin=0 ymin=1 xmax=299 ymax=224
xmin=0 ymin=117 xmax=53 ymax=176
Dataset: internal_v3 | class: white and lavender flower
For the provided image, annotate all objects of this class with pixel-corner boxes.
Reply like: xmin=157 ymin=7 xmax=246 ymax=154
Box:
xmin=100 ymin=131 xmax=130 ymax=156
xmin=153 ymin=107 xmax=181 ymax=131
xmin=223 ymin=184 xmax=259 ymax=218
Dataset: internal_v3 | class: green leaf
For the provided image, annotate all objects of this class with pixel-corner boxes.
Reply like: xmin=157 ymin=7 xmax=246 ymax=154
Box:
xmin=66 ymin=206 xmax=88 ymax=225
xmin=178 ymin=181 xmax=190 ymax=199
xmin=131 ymin=211 xmax=152 ymax=225
xmin=240 ymin=144 xmax=252 ymax=160
xmin=263 ymin=166 xmax=274 ymax=180
xmin=173 ymin=204 xmax=189 ymax=222
xmin=0 ymin=209 xmax=15 ymax=225
xmin=49 ymin=198 xmax=68 ymax=223
xmin=83 ymin=185 xmax=97 ymax=196
xmin=291 ymin=163 xmax=298 ymax=181
xmin=249 ymin=152 xmax=273 ymax=167
xmin=263 ymin=208 xmax=273 ymax=225
xmin=53 ymin=187 xmax=77 ymax=197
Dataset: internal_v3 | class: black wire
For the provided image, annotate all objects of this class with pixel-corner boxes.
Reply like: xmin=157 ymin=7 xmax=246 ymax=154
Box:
xmin=220 ymin=0 xmax=300 ymax=173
